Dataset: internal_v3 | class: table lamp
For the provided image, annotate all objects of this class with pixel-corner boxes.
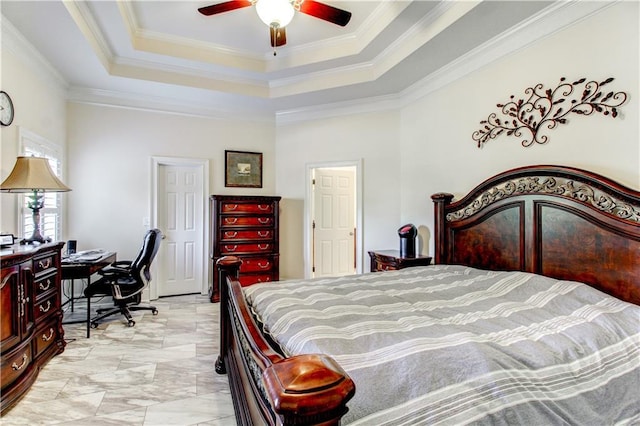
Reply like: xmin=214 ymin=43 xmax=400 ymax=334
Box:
xmin=1 ymin=156 xmax=71 ymax=244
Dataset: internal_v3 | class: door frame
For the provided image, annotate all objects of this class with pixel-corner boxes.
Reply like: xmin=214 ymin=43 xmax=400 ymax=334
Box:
xmin=304 ymin=159 xmax=363 ymax=279
xmin=150 ymin=156 xmax=210 ymax=299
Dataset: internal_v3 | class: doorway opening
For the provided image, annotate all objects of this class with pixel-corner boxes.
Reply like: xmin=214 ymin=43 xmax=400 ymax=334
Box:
xmin=304 ymin=160 xmax=363 ymax=279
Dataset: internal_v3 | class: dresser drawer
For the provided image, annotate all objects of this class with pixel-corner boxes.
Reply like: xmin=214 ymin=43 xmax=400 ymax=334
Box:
xmin=1 ymin=340 xmax=32 ymax=390
xmin=238 ymin=273 xmax=274 ymax=287
xmin=34 ymin=323 xmax=59 ymax=358
xmin=220 ymin=216 xmax=274 ymax=227
xmin=221 ymin=229 xmax=274 ymax=241
xmin=33 ymin=252 xmax=57 ymax=276
xmin=221 ymin=243 xmax=274 ymax=255
xmin=240 ymin=257 xmax=275 ymax=273
xmin=34 ymin=292 xmax=58 ymax=323
xmin=374 ymin=261 xmax=397 ymax=271
xmin=34 ymin=273 xmax=57 ymax=300
xmin=221 ymin=202 xmax=275 ymax=214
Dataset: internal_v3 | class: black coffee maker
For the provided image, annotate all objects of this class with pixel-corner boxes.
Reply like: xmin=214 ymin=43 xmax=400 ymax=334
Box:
xmin=398 ymin=224 xmax=417 ymax=258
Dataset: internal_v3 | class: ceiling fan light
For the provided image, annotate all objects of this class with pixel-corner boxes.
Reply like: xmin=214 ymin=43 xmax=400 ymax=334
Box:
xmin=256 ymin=0 xmax=294 ymax=28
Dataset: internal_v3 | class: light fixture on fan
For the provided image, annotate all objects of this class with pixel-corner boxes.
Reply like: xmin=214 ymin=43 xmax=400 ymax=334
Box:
xmin=198 ymin=0 xmax=351 ymax=50
xmin=255 ymin=0 xmax=295 ymax=28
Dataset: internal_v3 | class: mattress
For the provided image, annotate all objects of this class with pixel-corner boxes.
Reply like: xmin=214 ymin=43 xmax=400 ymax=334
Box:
xmin=244 ymin=265 xmax=640 ymax=425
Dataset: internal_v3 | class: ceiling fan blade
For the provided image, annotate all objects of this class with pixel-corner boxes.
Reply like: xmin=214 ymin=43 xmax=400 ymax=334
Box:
xmin=270 ymin=26 xmax=287 ymax=47
xmin=298 ymin=0 xmax=351 ymax=27
xmin=198 ymin=1 xmax=253 ymax=16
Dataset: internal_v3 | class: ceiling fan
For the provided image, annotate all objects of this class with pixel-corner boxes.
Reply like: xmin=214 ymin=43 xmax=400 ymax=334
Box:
xmin=198 ymin=0 xmax=352 ymax=52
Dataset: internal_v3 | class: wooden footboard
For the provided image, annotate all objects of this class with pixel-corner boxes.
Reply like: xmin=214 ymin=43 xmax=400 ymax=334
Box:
xmin=215 ymin=257 xmax=356 ymax=426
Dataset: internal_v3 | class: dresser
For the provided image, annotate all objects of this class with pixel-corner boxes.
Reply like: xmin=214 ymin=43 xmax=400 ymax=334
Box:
xmin=1 ymin=242 xmax=65 ymax=415
xmin=209 ymin=195 xmax=281 ymax=302
xmin=368 ymin=250 xmax=432 ymax=272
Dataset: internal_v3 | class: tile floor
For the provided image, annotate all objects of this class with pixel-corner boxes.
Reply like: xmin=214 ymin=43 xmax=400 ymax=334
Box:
xmin=1 ymin=294 xmax=237 ymax=426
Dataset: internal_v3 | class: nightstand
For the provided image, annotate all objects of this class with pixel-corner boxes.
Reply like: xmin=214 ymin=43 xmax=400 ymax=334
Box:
xmin=368 ymin=250 xmax=432 ymax=272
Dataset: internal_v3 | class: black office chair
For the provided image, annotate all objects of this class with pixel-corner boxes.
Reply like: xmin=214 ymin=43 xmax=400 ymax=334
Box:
xmin=85 ymin=228 xmax=162 ymax=330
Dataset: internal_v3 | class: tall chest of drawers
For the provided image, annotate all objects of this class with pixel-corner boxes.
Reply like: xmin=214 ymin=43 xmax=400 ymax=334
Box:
xmin=1 ymin=242 xmax=65 ymax=415
xmin=209 ymin=195 xmax=281 ymax=302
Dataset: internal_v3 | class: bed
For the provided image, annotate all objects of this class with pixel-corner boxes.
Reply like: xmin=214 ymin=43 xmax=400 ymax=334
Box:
xmin=215 ymin=164 xmax=640 ymax=425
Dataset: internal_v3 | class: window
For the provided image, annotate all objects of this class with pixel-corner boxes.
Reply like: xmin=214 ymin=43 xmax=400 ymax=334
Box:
xmin=19 ymin=128 xmax=65 ymax=242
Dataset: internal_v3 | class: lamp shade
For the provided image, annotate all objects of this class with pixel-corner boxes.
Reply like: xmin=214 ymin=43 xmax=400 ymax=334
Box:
xmin=256 ymin=0 xmax=294 ymax=28
xmin=1 ymin=156 xmax=71 ymax=193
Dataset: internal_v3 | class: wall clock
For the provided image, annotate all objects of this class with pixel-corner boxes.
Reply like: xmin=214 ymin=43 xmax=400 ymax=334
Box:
xmin=1 ymin=91 xmax=15 ymax=126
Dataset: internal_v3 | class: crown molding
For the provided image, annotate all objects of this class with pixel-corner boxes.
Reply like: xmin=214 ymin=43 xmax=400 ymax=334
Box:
xmin=66 ymin=87 xmax=275 ymax=123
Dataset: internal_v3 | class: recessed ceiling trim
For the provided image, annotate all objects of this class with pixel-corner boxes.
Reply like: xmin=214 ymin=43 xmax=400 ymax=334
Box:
xmin=116 ymin=1 xmax=410 ymax=74
xmin=266 ymin=1 xmax=412 ymax=71
xmin=275 ymin=91 xmax=402 ymax=125
xmin=67 ymin=87 xmax=274 ymax=123
xmin=110 ymin=60 xmax=271 ymax=98
xmin=63 ymin=0 xmax=113 ymax=71
xmin=118 ymin=1 xmax=268 ymax=72
xmin=368 ymin=1 xmax=480 ymax=84
xmin=68 ymin=1 xmax=473 ymax=99
xmin=267 ymin=1 xmax=480 ymax=98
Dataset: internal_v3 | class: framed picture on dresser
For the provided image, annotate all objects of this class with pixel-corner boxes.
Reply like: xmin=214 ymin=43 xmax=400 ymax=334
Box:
xmin=225 ymin=150 xmax=262 ymax=188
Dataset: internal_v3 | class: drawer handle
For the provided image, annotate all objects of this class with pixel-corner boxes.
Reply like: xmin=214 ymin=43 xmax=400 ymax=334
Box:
xmin=258 ymin=261 xmax=271 ymax=269
xmin=38 ymin=259 xmax=52 ymax=269
xmin=258 ymin=231 xmax=270 ymax=237
xmin=226 ymin=204 xmax=238 ymax=211
xmin=258 ymin=204 xmax=270 ymax=211
xmin=258 ymin=244 xmax=270 ymax=250
xmin=39 ymin=300 xmax=52 ymax=313
xmin=258 ymin=218 xmax=270 ymax=224
xmin=225 ymin=218 xmax=238 ymax=225
xmin=257 ymin=277 xmax=271 ymax=283
xmin=39 ymin=279 xmax=52 ymax=291
xmin=42 ymin=328 xmax=55 ymax=341
xmin=225 ymin=245 xmax=238 ymax=252
xmin=12 ymin=353 xmax=28 ymax=371
xmin=224 ymin=231 xmax=238 ymax=238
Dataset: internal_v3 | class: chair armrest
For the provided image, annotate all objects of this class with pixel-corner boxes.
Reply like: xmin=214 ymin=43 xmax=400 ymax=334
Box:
xmin=98 ymin=261 xmax=132 ymax=278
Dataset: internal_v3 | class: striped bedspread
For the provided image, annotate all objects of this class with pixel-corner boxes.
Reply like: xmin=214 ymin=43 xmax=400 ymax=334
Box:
xmin=244 ymin=265 xmax=640 ymax=425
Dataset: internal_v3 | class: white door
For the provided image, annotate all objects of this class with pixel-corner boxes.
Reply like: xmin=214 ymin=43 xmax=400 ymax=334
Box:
xmin=312 ymin=167 xmax=356 ymax=277
xmin=157 ymin=164 xmax=204 ymax=296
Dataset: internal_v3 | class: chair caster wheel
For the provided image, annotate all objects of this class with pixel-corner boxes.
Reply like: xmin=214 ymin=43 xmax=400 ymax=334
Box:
xmin=128 ymin=320 xmax=135 ymax=327
xmin=152 ymin=309 xmax=159 ymax=315
xmin=90 ymin=322 xmax=98 ymax=329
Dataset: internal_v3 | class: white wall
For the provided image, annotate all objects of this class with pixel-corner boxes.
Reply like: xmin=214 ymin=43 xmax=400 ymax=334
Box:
xmin=276 ymin=1 xmax=639 ymax=275
xmin=0 ymin=41 xmax=68 ymax=235
xmin=66 ymin=103 xmax=275 ymax=262
xmin=275 ymin=110 xmax=402 ymax=279
xmin=400 ymin=1 xmax=639 ymax=257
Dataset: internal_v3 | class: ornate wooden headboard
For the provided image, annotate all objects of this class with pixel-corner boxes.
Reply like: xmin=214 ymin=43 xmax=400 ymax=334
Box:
xmin=432 ymin=165 xmax=640 ymax=305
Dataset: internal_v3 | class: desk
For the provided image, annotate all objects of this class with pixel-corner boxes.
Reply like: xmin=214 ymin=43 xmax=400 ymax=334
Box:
xmin=61 ymin=251 xmax=116 ymax=337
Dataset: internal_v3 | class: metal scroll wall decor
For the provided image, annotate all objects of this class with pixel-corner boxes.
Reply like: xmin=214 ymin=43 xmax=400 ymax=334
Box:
xmin=472 ymin=77 xmax=628 ymax=148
